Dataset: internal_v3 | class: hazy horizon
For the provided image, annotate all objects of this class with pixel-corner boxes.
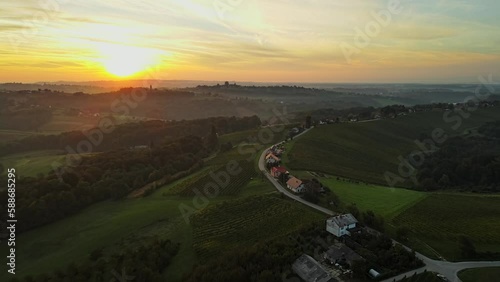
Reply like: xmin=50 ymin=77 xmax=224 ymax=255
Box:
xmin=2 ymin=0 xmax=500 ymax=83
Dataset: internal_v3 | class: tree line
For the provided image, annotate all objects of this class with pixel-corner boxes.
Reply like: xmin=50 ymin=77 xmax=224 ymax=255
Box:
xmin=9 ymin=238 xmax=179 ymax=282
xmin=0 ymin=115 xmax=261 ymax=157
xmin=417 ymin=121 xmax=500 ymax=192
xmin=0 ymin=135 xmax=209 ymax=233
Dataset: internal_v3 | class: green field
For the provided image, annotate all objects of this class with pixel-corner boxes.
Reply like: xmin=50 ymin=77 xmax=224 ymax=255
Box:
xmin=0 ymin=150 xmax=66 ymax=177
xmin=319 ymin=176 xmax=427 ymax=220
xmin=191 ymin=195 xmax=324 ymax=259
xmin=0 ymin=129 xmax=35 ymax=142
xmin=164 ymin=161 xmax=257 ymax=197
xmin=0 ymin=139 xmax=292 ymax=281
xmin=393 ymin=193 xmax=500 ymax=259
xmin=288 ymin=107 xmax=500 ymax=187
xmin=458 ymin=267 xmax=500 ymax=282
xmin=0 ymin=170 xmax=282 ymax=281
xmin=218 ymin=124 xmax=293 ymax=145
xmin=307 ymin=174 xmax=500 ymax=260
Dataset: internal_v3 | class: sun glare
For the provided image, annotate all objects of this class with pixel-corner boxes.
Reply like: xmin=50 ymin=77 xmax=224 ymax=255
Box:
xmin=97 ymin=44 xmax=161 ymax=77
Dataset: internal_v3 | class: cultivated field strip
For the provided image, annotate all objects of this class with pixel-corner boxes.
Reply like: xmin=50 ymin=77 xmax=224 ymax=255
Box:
xmin=191 ymin=196 xmax=323 ymax=259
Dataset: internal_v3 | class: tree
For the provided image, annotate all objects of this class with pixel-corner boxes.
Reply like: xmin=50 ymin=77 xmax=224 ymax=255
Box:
xmin=305 ymin=115 xmax=312 ymax=128
xmin=351 ymin=259 xmax=367 ymax=278
xmin=204 ymin=125 xmax=219 ymax=151
xmin=303 ymin=189 xmax=319 ymax=204
xmin=346 ymin=204 xmax=360 ymax=220
xmin=438 ymin=174 xmax=451 ymax=187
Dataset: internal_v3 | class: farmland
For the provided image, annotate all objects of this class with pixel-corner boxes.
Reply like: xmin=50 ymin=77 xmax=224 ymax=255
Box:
xmin=458 ymin=267 xmax=500 ymax=282
xmin=0 ymin=128 xmax=289 ymax=281
xmin=393 ymin=193 xmax=500 ymax=260
xmin=191 ymin=195 xmax=324 ymax=259
xmin=282 ymin=171 xmax=500 ymax=260
xmin=0 ymin=129 xmax=35 ymax=142
xmin=288 ymin=107 xmax=500 ymax=187
xmin=164 ymin=161 xmax=257 ymax=196
xmin=0 ymin=150 xmax=66 ymax=178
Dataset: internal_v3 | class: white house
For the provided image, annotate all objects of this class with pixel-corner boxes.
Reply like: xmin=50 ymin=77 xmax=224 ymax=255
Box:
xmin=286 ymin=177 xmax=305 ymax=193
xmin=326 ymin=214 xmax=358 ymax=237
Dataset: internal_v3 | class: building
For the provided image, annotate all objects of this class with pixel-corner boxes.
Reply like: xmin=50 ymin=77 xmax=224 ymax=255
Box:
xmin=265 ymin=152 xmax=281 ymax=164
xmin=326 ymin=214 xmax=358 ymax=237
xmin=292 ymin=254 xmax=334 ymax=282
xmin=324 ymin=243 xmax=363 ymax=267
xmin=271 ymin=166 xmax=288 ymax=178
xmin=286 ymin=176 xmax=305 ymax=193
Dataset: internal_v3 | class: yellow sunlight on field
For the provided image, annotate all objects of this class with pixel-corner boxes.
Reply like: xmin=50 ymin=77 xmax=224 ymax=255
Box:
xmin=97 ymin=43 xmax=162 ymax=77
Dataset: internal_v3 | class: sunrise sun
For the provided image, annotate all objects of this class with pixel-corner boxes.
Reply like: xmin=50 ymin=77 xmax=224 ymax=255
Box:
xmin=97 ymin=43 xmax=161 ymax=77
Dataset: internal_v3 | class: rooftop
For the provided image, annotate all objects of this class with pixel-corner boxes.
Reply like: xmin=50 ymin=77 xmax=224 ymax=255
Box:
xmin=327 ymin=214 xmax=358 ymax=227
xmin=325 ymin=244 xmax=363 ymax=265
xmin=286 ymin=176 xmax=303 ymax=189
xmin=272 ymin=166 xmax=288 ymax=173
xmin=292 ymin=254 xmax=334 ymax=282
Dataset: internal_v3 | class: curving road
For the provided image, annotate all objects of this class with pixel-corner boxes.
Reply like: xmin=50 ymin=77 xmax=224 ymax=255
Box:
xmin=258 ymin=126 xmax=500 ymax=282
xmin=258 ymin=127 xmax=335 ymax=216
xmin=382 ymin=256 xmax=500 ymax=282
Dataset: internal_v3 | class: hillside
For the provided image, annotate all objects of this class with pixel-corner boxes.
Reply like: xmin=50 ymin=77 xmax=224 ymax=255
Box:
xmin=288 ymin=106 xmax=500 ymax=188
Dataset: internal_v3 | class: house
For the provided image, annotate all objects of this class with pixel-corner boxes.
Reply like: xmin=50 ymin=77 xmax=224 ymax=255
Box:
xmin=292 ymin=254 xmax=334 ymax=282
xmin=323 ymin=243 xmax=363 ymax=267
xmin=266 ymin=158 xmax=278 ymax=165
xmin=265 ymin=152 xmax=281 ymax=163
xmin=271 ymin=166 xmax=287 ymax=178
xmin=326 ymin=214 xmax=358 ymax=237
xmin=286 ymin=177 xmax=305 ymax=193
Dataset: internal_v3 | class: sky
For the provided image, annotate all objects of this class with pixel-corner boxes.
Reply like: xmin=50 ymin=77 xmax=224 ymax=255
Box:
xmin=1 ymin=0 xmax=499 ymax=83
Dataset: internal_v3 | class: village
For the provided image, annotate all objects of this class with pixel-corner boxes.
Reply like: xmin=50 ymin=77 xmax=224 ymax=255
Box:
xmin=264 ymin=131 xmax=424 ymax=282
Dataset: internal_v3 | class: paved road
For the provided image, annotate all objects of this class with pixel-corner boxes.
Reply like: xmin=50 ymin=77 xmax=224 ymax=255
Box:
xmin=258 ymin=126 xmax=500 ymax=282
xmin=258 ymin=127 xmax=335 ymax=216
xmin=382 ymin=256 xmax=500 ymax=282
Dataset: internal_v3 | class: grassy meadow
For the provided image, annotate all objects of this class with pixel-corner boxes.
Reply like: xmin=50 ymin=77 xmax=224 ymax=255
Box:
xmin=393 ymin=193 xmax=500 ymax=259
xmin=0 ymin=150 xmax=66 ymax=178
xmin=320 ymin=176 xmax=427 ymax=220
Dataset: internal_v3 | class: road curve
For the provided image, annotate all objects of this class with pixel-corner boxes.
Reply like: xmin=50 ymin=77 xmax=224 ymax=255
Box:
xmin=258 ymin=126 xmax=500 ymax=282
xmin=258 ymin=127 xmax=335 ymax=216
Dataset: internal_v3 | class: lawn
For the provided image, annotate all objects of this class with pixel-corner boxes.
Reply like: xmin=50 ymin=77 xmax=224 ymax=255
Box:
xmin=319 ymin=176 xmax=427 ymax=220
xmin=288 ymin=107 xmax=500 ymax=187
xmin=458 ymin=267 xmax=500 ymax=282
xmin=0 ymin=150 xmax=66 ymax=177
xmin=393 ymin=193 xmax=500 ymax=260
